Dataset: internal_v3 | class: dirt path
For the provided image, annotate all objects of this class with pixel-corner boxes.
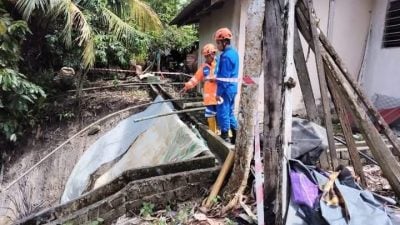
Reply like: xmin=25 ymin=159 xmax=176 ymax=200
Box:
xmin=0 ymin=86 xmax=151 ymax=224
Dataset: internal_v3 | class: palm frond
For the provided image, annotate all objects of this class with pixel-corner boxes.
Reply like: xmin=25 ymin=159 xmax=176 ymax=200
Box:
xmin=55 ymin=0 xmax=95 ymax=68
xmin=82 ymin=37 xmax=95 ymax=68
xmin=15 ymin=0 xmax=48 ymax=20
xmin=108 ymin=0 xmax=162 ymax=32
xmin=101 ymin=7 xmax=145 ymax=46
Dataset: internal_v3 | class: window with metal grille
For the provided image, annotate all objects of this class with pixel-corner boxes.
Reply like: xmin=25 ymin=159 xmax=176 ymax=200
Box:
xmin=383 ymin=0 xmax=400 ymax=48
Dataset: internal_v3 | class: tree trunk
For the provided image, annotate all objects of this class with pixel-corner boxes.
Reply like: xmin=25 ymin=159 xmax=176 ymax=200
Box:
xmin=222 ymin=0 xmax=264 ymax=212
xmin=263 ymin=0 xmax=285 ymax=223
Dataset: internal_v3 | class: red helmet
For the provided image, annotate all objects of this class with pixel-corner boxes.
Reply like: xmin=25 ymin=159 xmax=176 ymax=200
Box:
xmin=202 ymin=43 xmax=217 ymax=56
xmin=214 ymin=28 xmax=233 ymax=41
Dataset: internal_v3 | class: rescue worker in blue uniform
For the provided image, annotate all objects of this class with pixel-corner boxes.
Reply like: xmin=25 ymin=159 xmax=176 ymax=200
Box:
xmin=214 ymin=27 xmax=239 ymax=144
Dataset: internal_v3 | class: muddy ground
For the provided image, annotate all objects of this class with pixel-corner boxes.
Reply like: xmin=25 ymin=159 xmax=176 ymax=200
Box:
xmin=0 ymin=84 xmax=152 ymax=224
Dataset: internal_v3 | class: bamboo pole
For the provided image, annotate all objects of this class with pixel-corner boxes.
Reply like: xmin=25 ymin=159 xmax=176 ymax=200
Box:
xmin=66 ymin=82 xmax=186 ymax=93
xmin=204 ymin=150 xmax=235 ymax=208
xmin=133 ymin=107 xmax=205 ymax=123
xmin=182 ymin=102 xmax=204 ymax=109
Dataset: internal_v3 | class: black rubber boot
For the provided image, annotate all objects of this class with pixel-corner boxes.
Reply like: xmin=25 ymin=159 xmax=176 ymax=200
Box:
xmin=231 ymin=129 xmax=237 ymax=145
xmin=220 ymin=131 xmax=231 ymax=143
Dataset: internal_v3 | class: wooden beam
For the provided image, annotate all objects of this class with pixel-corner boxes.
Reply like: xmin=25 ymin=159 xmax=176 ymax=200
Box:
xmin=326 ymin=68 xmax=367 ymax=187
xmin=263 ymin=0 xmax=285 ymax=222
xmin=319 ymin=32 xmax=400 ymax=157
xmin=324 ymin=55 xmax=400 ymax=197
xmin=293 ymin=22 xmax=320 ymax=124
xmin=306 ymin=0 xmax=338 ymax=169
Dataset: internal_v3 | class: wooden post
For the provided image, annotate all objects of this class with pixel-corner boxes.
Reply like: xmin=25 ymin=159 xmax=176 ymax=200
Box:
xmin=264 ymin=0 xmax=284 ymax=223
xmin=326 ymin=67 xmax=367 ymax=187
xmin=280 ymin=0 xmax=296 ymax=220
xmin=305 ymin=0 xmax=338 ymax=169
xmin=324 ymin=55 xmax=400 ymax=197
xmin=293 ymin=23 xmax=319 ymax=124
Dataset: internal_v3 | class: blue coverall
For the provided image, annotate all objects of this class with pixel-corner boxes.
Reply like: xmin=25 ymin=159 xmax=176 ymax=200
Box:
xmin=216 ymin=46 xmax=239 ymax=133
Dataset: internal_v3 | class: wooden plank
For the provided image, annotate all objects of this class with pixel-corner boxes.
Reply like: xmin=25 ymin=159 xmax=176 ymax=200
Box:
xmin=280 ymin=0 xmax=296 ymax=221
xmin=323 ymin=55 xmax=400 ymax=197
xmin=305 ymin=0 xmax=338 ymax=169
xmin=293 ymin=22 xmax=320 ymax=124
xmin=295 ymin=17 xmax=329 ymax=168
xmin=326 ymin=68 xmax=367 ymax=187
xmin=263 ymin=0 xmax=285 ymax=222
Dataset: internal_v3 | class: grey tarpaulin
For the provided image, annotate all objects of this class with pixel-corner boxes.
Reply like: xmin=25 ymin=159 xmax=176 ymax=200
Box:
xmin=291 ymin=118 xmax=328 ymax=165
xmin=61 ymin=96 xmax=210 ymax=203
xmin=286 ymin=160 xmax=394 ymax=225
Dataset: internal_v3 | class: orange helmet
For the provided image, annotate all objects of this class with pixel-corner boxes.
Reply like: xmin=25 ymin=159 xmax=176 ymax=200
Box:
xmin=214 ymin=28 xmax=233 ymax=41
xmin=202 ymin=43 xmax=217 ymax=56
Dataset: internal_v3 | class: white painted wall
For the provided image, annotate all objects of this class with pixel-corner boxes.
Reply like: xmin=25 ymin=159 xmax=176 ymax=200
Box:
xmin=195 ymin=0 xmax=376 ymax=115
xmin=198 ymin=1 xmax=240 ymax=66
xmin=198 ymin=0 xmax=246 ymax=113
xmin=362 ymin=0 xmax=400 ymax=99
xmin=293 ymin=0 xmax=374 ymax=114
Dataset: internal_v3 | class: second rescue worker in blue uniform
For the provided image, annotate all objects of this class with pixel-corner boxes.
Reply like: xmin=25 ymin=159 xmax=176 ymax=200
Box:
xmin=214 ymin=28 xmax=239 ymax=144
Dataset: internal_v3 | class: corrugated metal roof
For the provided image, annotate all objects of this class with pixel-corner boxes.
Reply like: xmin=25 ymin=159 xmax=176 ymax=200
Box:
xmin=380 ymin=107 xmax=400 ymax=125
xmin=170 ymin=0 xmax=225 ymax=26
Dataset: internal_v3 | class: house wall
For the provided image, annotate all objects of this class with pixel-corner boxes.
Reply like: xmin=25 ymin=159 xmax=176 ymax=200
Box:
xmin=198 ymin=1 xmax=240 ymax=66
xmin=292 ymin=0 xmax=374 ymax=114
xmin=362 ymin=0 xmax=400 ymax=99
xmin=198 ymin=0 xmax=247 ymax=113
xmin=195 ymin=0 xmax=377 ymax=116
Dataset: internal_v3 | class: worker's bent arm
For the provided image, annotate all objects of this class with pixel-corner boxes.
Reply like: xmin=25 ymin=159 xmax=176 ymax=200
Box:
xmin=184 ymin=67 xmax=205 ymax=90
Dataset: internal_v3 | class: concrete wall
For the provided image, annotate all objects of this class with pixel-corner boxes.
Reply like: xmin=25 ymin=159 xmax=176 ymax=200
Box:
xmin=362 ymin=0 xmax=400 ymax=99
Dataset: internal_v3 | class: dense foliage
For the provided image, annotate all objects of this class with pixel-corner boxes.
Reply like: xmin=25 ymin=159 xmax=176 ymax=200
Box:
xmin=0 ymin=0 xmax=198 ymax=143
xmin=145 ymin=0 xmax=198 ymax=57
xmin=0 ymin=10 xmax=46 ymax=142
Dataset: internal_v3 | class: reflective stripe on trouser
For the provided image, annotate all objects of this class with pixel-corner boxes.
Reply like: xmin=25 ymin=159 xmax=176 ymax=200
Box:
xmin=205 ymin=105 xmax=217 ymax=118
xmin=216 ymin=92 xmax=238 ymax=133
